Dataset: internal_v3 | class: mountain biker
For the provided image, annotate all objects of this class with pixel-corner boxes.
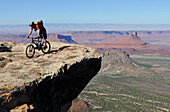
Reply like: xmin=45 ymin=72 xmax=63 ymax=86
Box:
xmin=27 ymin=20 xmax=47 ymax=49
xmin=35 ymin=20 xmax=47 ymax=49
xmin=27 ymin=22 xmax=39 ymax=48
xmin=27 ymin=22 xmax=37 ymax=37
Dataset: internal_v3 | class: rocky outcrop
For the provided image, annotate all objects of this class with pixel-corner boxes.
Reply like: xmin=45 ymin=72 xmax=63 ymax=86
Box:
xmin=57 ymin=34 xmax=78 ymax=44
xmin=0 ymin=42 xmax=13 ymax=52
xmin=99 ymin=49 xmax=154 ymax=76
xmin=70 ymin=100 xmax=90 ymax=111
xmin=0 ymin=46 xmax=11 ymax=52
xmin=0 ymin=42 xmax=101 ymax=112
xmin=48 ymin=34 xmax=78 ymax=44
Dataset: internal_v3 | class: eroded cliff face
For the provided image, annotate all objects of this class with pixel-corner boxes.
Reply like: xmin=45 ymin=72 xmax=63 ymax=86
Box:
xmin=0 ymin=42 xmax=101 ymax=112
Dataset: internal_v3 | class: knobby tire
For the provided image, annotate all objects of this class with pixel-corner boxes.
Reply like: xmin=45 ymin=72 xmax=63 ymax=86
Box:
xmin=41 ymin=41 xmax=51 ymax=54
xmin=25 ymin=44 xmax=35 ymax=58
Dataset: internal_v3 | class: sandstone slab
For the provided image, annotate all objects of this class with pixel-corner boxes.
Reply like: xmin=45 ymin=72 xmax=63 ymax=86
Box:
xmin=0 ymin=42 xmax=101 ymax=112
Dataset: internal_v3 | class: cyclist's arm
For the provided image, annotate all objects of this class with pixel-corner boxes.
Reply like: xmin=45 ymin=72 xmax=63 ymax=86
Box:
xmin=28 ymin=30 xmax=33 ymax=36
xmin=37 ymin=29 xmax=40 ymax=36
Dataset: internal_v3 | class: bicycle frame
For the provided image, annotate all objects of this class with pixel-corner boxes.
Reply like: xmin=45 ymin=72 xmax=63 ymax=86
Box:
xmin=31 ymin=37 xmax=44 ymax=45
xmin=25 ymin=36 xmax=51 ymax=58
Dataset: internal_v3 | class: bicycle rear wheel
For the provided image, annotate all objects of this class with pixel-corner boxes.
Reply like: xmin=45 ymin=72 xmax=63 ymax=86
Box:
xmin=41 ymin=41 xmax=51 ymax=54
xmin=25 ymin=44 xmax=35 ymax=58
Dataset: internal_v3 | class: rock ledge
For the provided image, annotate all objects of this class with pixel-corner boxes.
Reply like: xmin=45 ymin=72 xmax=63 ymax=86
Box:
xmin=0 ymin=42 xmax=101 ymax=112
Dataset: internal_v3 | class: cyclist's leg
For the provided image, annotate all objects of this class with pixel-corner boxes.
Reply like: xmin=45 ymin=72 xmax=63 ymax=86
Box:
xmin=35 ymin=37 xmax=39 ymax=48
xmin=37 ymin=29 xmax=42 ymax=45
xmin=44 ymin=39 xmax=47 ymax=46
xmin=37 ymin=37 xmax=39 ymax=44
xmin=42 ymin=29 xmax=47 ymax=46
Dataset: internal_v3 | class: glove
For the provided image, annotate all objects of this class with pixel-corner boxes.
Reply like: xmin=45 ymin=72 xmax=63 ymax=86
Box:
xmin=26 ymin=36 xmax=29 ymax=38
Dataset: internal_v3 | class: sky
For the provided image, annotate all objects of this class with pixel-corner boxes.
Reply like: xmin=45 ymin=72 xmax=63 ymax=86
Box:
xmin=0 ymin=0 xmax=170 ymax=25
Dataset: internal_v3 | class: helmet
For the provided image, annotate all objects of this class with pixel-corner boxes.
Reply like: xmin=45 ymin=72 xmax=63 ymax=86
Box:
xmin=35 ymin=20 xmax=43 ymax=25
xmin=29 ymin=22 xmax=35 ymax=26
xmin=35 ymin=22 xmax=38 ymax=25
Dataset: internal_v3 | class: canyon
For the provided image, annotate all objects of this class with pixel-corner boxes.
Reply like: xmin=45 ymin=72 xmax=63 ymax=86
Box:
xmin=1 ymin=30 xmax=170 ymax=55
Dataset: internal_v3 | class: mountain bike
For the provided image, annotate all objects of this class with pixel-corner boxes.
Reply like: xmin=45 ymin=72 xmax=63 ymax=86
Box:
xmin=25 ymin=37 xmax=51 ymax=58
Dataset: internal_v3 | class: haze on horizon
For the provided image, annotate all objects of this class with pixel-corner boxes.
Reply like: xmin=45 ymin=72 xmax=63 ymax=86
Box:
xmin=0 ymin=0 xmax=170 ymax=25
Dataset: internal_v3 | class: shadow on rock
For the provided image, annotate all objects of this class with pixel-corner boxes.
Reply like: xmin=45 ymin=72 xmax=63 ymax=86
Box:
xmin=36 ymin=46 xmax=70 ymax=58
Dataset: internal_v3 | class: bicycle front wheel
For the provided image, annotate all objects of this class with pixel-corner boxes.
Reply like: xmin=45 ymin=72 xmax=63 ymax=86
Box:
xmin=41 ymin=41 xmax=51 ymax=54
xmin=25 ymin=44 xmax=35 ymax=58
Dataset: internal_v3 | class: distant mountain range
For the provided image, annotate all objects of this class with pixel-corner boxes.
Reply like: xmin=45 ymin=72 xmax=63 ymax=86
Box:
xmin=1 ymin=23 xmax=170 ymax=34
xmin=1 ymin=25 xmax=170 ymax=55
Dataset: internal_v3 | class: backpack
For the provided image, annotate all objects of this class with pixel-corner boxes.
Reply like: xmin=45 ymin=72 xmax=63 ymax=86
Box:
xmin=36 ymin=20 xmax=43 ymax=26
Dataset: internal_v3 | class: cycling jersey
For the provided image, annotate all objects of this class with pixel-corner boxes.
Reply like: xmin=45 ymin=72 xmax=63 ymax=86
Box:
xmin=36 ymin=24 xmax=44 ymax=30
xmin=31 ymin=26 xmax=37 ymax=31
xmin=30 ymin=23 xmax=47 ymax=39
